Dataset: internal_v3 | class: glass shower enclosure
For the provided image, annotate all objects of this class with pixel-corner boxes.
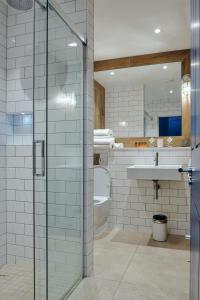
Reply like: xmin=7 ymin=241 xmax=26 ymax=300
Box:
xmin=33 ymin=0 xmax=85 ymax=299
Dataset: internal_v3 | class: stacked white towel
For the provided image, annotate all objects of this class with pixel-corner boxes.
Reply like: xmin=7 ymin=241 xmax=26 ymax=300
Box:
xmin=94 ymin=129 xmax=115 ymax=148
xmin=94 ymin=129 xmax=113 ymax=137
xmin=94 ymin=137 xmax=115 ymax=145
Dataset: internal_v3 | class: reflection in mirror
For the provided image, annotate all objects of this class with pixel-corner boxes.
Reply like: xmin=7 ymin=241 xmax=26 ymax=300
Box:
xmin=94 ymin=62 xmax=182 ymax=138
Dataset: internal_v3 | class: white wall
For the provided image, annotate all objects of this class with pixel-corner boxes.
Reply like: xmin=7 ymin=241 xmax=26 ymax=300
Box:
xmin=52 ymin=0 xmax=95 ymax=278
xmin=0 ymin=0 xmax=94 ymax=279
xmin=5 ymin=5 xmax=34 ymax=266
xmin=7 ymin=6 xmax=33 ymax=114
xmin=98 ymin=147 xmax=191 ymax=236
xmin=5 ymin=114 xmax=32 ymax=265
xmin=105 ymin=85 xmax=144 ymax=137
xmin=0 ymin=1 xmax=7 ymax=268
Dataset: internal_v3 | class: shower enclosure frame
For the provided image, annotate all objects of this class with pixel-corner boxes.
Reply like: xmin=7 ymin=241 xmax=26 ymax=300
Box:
xmin=33 ymin=0 xmax=87 ymax=299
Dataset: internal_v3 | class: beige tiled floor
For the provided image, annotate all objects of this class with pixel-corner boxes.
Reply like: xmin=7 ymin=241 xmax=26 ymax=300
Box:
xmin=0 ymin=263 xmax=33 ymax=300
xmin=0 ymin=262 xmax=81 ymax=300
xmin=0 ymin=230 xmax=190 ymax=300
xmin=0 ymin=262 xmax=80 ymax=300
xmin=69 ymin=229 xmax=190 ymax=300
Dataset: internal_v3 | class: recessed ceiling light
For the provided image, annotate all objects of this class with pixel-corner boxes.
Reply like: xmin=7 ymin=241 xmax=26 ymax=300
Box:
xmin=169 ymin=90 xmax=173 ymax=94
xmin=154 ymin=28 xmax=161 ymax=34
xmin=110 ymin=71 xmax=115 ymax=76
xmin=163 ymin=65 xmax=168 ymax=70
xmin=68 ymin=42 xmax=78 ymax=47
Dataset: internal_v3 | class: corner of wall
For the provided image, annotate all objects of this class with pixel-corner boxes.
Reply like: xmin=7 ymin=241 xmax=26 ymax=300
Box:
xmin=83 ymin=0 xmax=94 ymax=277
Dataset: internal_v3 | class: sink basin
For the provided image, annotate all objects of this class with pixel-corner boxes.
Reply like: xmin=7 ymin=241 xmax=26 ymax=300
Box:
xmin=127 ymin=165 xmax=182 ymax=181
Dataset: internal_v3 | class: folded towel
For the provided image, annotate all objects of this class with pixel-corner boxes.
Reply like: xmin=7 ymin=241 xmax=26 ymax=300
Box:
xmin=94 ymin=129 xmax=113 ymax=137
xmin=94 ymin=137 xmax=115 ymax=145
xmin=113 ymin=143 xmax=124 ymax=149
xmin=94 ymin=144 xmax=113 ymax=150
xmin=94 ymin=135 xmax=113 ymax=139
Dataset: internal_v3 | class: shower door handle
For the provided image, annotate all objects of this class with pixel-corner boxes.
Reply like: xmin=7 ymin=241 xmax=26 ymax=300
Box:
xmin=33 ymin=140 xmax=45 ymax=177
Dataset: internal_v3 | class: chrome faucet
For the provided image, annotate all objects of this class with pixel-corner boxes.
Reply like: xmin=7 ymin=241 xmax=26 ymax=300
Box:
xmin=154 ymin=152 xmax=159 ymax=166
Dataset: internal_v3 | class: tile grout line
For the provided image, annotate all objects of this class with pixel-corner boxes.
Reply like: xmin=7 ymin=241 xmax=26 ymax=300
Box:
xmin=111 ymin=244 xmax=139 ymax=300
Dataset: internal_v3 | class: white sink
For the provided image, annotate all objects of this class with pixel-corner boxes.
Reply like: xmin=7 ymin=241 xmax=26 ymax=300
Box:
xmin=127 ymin=165 xmax=182 ymax=181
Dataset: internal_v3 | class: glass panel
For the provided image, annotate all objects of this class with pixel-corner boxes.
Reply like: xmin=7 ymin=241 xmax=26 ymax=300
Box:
xmin=34 ymin=2 xmax=84 ymax=299
xmin=33 ymin=1 xmax=47 ymax=299
xmin=47 ymin=4 xmax=84 ymax=300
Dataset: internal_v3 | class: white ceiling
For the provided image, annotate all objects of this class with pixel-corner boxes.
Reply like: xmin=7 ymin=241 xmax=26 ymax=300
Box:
xmin=94 ymin=0 xmax=190 ymax=60
xmin=94 ymin=62 xmax=182 ymax=99
xmin=94 ymin=62 xmax=181 ymax=87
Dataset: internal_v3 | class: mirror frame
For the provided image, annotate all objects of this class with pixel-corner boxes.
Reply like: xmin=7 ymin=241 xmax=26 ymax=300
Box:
xmin=94 ymin=49 xmax=191 ymax=147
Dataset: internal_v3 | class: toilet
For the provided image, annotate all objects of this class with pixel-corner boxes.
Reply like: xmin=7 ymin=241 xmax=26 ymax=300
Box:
xmin=94 ymin=166 xmax=111 ymax=233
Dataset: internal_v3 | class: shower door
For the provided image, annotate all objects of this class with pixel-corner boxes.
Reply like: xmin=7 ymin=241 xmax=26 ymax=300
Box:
xmin=33 ymin=1 xmax=85 ymax=299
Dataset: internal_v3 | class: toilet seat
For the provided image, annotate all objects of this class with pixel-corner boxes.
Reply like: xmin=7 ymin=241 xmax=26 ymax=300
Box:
xmin=94 ymin=166 xmax=111 ymax=199
xmin=94 ymin=196 xmax=110 ymax=202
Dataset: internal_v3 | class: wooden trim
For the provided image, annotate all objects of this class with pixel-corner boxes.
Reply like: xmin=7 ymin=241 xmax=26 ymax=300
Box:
xmin=94 ymin=49 xmax=191 ymax=148
xmin=94 ymin=80 xmax=105 ymax=129
xmin=182 ymin=54 xmax=191 ymax=76
xmin=94 ymin=49 xmax=190 ymax=74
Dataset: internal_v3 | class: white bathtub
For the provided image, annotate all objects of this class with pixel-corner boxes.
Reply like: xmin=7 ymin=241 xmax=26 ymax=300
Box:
xmin=94 ymin=196 xmax=110 ymax=232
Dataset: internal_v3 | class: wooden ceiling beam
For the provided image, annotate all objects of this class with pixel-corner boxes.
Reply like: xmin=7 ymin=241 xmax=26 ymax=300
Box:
xmin=94 ymin=49 xmax=191 ymax=76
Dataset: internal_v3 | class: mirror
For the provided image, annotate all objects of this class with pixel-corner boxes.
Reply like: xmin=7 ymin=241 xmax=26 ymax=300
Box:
xmin=94 ymin=61 xmax=182 ymax=138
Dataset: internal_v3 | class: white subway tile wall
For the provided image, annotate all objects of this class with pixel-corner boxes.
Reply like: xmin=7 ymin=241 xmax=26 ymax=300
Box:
xmin=33 ymin=7 xmax=49 ymax=298
xmin=6 ymin=142 xmax=33 ymax=264
xmin=105 ymin=85 xmax=144 ymax=137
xmin=98 ymin=148 xmax=191 ymax=236
xmin=46 ymin=9 xmax=85 ymax=298
xmin=0 ymin=1 xmax=7 ymax=268
xmin=33 ymin=4 xmax=94 ymax=294
xmin=82 ymin=0 xmax=94 ymax=276
xmin=0 ymin=0 xmax=94 ymax=282
xmin=7 ymin=6 xmax=33 ymax=114
xmin=6 ymin=5 xmax=34 ymax=266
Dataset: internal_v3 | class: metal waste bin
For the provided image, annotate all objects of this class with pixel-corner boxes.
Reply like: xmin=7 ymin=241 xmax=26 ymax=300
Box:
xmin=153 ymin=214 xmax=168 ymax=242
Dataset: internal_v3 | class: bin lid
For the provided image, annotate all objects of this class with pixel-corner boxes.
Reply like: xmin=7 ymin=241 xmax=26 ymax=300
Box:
xmin=153 ymin=214 xmax=167 ymax=224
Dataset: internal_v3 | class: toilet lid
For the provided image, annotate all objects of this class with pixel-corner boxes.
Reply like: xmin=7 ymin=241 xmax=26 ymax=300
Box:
xmin=94 ymin=166 xmax=111 ymax=198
